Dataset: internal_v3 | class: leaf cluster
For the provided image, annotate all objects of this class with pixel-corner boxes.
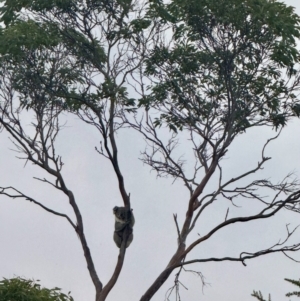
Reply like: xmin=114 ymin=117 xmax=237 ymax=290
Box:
xmin=252 ymin=277 xmax=300 ymax=301
xmin=0 ymin=0 xmax=147 ymax=112
xmin=285 ymin=278 xmax=300 ymax=298
xmin=143 ymin=0 xmax=300 ymax=133
xmin=0 ymin=20 xmax=60 ymax=59
xmin=0 ymin=277 xmax=73 ymax=301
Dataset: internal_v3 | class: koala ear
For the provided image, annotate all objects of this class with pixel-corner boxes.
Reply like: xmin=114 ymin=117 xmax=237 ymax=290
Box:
xmin=113 ymin=206 xmax=118 ymax=213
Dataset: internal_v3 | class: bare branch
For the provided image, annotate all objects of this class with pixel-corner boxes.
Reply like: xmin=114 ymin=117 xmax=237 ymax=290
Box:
xmin=188 ymin=130 xmax=283 ymax=234
xmin=173 ymin=224 xmax=300 ymax=268
xmin=173 ymin=214 xmax=181 ymax=243
xmin=97 ymin=227 xmax=131 ymax=301
xmin=0 ymin=186 xmax=76 ymax=229
xmin=184 ymin=190 xmax=300 ymax=256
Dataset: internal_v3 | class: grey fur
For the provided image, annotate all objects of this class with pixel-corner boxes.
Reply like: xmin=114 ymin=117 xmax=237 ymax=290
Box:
xmin=113 ymin=206 xmax=134 ymax=248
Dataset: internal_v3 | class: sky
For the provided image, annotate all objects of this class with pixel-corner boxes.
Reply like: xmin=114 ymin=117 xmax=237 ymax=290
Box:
xmin=1 ymin=1 xmax=300 ymax=301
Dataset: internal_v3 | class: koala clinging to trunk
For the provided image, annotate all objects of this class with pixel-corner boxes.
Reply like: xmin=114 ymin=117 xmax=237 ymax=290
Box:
xmin=113 ymin=206 xmax=135 ymax=248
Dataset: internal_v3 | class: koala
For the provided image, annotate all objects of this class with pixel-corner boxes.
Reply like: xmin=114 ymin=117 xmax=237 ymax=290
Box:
xmin=113 ymin=206 xmax=135 ymax=248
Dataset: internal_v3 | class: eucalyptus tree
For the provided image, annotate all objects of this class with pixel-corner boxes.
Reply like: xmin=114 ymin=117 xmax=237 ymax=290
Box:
xmin=0 ymin=0 xmax=300 ymax=300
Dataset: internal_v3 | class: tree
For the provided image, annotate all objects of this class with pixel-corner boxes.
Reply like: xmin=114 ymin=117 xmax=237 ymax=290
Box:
xmin=0 ymin=277 xmax=73 ymax=301
xmin=252 ymin=277 xmax=300 ymax=300
xmin=0 ymin=0 xmax=300 ymax=300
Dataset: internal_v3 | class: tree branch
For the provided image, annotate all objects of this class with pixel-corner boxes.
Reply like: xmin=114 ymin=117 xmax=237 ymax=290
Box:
xmin=0 ymin=186 xmax=76 ymax=229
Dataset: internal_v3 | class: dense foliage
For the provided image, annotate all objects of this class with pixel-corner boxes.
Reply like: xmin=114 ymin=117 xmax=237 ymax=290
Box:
xmin=0 ymin=277 xmax=73 ymax=301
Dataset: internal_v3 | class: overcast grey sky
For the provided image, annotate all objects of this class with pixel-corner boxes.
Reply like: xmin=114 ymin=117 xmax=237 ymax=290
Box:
xmin=1 ymin=1 xmax=300 ymax=301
